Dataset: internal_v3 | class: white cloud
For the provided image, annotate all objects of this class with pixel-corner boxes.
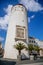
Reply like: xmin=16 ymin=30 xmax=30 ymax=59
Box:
xmin=19 ymin=0 xmax=43 ymax=12
xmin=0 ymin=5 xmax=13 ymax=30
xmin=4 ymin=5 xmax=12 ymax=14
xmin=30 ymin=15 xmax=35 ymax=19
xmin=0 ymin=37 xmax=4 ymax=41
xmin=28 ymin=15 xmax=35 ymax=23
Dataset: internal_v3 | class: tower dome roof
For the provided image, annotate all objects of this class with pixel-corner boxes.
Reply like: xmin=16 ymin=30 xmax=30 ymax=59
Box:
xmin=11 ymin=4 xmax=27 ymax=11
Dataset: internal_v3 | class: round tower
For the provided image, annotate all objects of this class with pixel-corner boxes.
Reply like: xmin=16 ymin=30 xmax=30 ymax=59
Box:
xmin=4 ymin=4 xmax=29 ymax=59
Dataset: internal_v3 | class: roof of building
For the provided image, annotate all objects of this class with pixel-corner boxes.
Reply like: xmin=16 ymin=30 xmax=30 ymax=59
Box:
xmin=29 ymin=36 xmax=35 ymax=39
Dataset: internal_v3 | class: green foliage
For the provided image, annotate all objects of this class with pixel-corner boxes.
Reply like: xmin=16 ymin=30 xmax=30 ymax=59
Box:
xmin=34 ymin=45 xmax=40 ymax=52
xmin=14 ymin=42 xmax=25 ymax=55
xmin=26 ymin=44 xmax=34 ymax=51
xmin=14 ymin=43 xmax=25 ymax=50
xmin=26 ymin=44 xmax=40 ymax=53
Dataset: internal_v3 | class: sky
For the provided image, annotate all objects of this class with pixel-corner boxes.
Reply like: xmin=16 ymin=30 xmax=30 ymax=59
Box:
xmin=0 ymin=0 xmax=43 ymax=48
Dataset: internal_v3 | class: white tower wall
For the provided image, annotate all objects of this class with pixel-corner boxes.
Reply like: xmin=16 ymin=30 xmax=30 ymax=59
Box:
xmin=4 ymin=5 xmax=29 ymax=59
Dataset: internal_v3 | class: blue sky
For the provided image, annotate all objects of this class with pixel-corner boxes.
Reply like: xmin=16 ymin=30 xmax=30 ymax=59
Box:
xmin=0 ymin=0 xmax=43 ymax=48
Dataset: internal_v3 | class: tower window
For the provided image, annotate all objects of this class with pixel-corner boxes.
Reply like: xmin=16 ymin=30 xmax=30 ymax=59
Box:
xmin=16 ymin=25 xmax=26 ymax=39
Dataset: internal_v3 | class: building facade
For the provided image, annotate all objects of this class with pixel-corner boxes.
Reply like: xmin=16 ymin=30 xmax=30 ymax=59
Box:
xmin=29 ymin=37 xmax=43 ymax=56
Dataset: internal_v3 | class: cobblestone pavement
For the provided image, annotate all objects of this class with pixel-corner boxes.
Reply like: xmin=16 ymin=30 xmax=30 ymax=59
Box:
xmin=0 ymin=58 xmax=43 ymax=65
xmin=21 ymin=62 xmax=43 ymax=65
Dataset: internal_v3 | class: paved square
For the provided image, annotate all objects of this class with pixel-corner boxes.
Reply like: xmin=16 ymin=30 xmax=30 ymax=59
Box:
xmin=21 ymin=62 xmax=43 ymax=65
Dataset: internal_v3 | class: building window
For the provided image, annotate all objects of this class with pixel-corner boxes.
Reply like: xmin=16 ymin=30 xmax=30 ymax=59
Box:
xmin=29 ymin=40 xmax=31 ymax=43
xmin=32 ymin=41 xmax=33 ymax=43
xmin=34 ymin=41 xmax=35 ymax=43
xmin=16 ymin=25 xmax=26 ymax=39
xmin=14 ymin=7 xmax=16 ymax=11
xmin=21 ymin=7 xmax=24 ymax=11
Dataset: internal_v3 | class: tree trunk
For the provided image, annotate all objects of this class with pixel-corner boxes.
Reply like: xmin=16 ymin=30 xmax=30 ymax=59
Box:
xmin=17 ymin=50 xmax=21 ymax=61
xmin=19 ymin=50 xmax=21 ymax=55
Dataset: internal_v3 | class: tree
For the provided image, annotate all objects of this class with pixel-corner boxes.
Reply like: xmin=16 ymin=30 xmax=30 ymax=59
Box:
xmin=34 ymin=45 xmax=40 ymax=54
xmin=14 ymin=42 xmax=25 ymax=55
xmin=0 ymin=42 xmax=4 ymax=58
xmin=26 ymin=44 xmax=34 ymax=55
xmin=0 ymin=42 xmax=2 ymax=48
